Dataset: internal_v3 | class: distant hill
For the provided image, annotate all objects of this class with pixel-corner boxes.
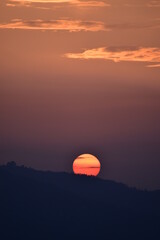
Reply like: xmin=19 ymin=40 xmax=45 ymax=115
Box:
xmin=0 ymin=162 xmax=160 ymax=240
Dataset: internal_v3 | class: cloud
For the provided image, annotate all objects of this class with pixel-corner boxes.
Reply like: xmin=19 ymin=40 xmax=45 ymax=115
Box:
xmin=147 ymin=64 xmax=160 ymax=68
xmin=0 ymin=19 xmax=108 ymax=32
xmin=6 ymin=0 xmax=109 ymax=8
xmin=1 ymin=18 xmax=160 ymax=32
xmin=5 ymin=0 xmax=160 ymax=9
xmin=147 ymin=0 xmax=160 ymax=7
xmin=107 ymin=20 xmax=160 ymax=30
xmin=65 ymin=47 xmax=160 ymax=67
xmin=113 ymin=0 xmax=160 ymax=8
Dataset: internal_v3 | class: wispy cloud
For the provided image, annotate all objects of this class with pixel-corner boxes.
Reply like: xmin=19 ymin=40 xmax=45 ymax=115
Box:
xmin=147 ymin=64 xmax=160 ymax=68
xmin=1 ymin=18 xmax=160 ymax=32
xmin=65 ymin=47 xmax=160 ymax=67
xmin=6 ymin=0 xmax=160 ymax=8
xmin=147 ymin=0 xmax=160 ymax=7
xmin=113 ymin=0 xmax=160 ymax=8
xmin=0 ymin=19 xmax=108 ymax=32
xmin=107 ymin=20 xmax=160 ymax=30
xmin=6 ymin=0 xmax=109 ymax=8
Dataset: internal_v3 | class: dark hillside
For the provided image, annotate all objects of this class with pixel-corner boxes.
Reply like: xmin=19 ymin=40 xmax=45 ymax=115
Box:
xmin=0 ymin=163 xmax=160 ymax=240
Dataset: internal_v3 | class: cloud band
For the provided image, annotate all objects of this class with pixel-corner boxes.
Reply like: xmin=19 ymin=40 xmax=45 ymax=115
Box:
xmin=65 ymin=47 xmax=160 ymax=67
xmin=0 ymin=19 xmax=107 ymax=32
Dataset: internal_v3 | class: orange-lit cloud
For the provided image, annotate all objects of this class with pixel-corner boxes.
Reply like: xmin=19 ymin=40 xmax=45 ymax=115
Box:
xmin=147 ymin=64 xmax=160 ymax=68
xmin=65 ymin=47 xmax=160 ymax=67
xmin=6 ymin=0 xmax=109 ymax=7
xmin=147 ymin=0 xmax=160 ymax=7
xmin=1 ymin=19 xmax=159 ymax=32
xmin=0 ymin=19 xmax=107 ymax=32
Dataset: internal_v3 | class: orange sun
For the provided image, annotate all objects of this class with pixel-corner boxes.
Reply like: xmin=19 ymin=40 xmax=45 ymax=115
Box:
xmin=73 ymin=154 xmax=101 ymax=176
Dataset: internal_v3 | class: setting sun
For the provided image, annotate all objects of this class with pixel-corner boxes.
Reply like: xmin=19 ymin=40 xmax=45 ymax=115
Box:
xmin=73 ymin=154 xmax=101 ymax=176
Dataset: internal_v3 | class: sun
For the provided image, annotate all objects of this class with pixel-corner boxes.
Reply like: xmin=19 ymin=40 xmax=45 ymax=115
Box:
xmin=73 ymin=154 xmax=101 ymax=176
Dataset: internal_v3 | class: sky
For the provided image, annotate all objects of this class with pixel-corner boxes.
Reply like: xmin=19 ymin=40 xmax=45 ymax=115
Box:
xmin=0 ymin=0 xmax=160 ymax=190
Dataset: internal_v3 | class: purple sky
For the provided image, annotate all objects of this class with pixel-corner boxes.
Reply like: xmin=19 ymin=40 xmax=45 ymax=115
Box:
xmin=1 ymin=0 xmax=160 ymax=189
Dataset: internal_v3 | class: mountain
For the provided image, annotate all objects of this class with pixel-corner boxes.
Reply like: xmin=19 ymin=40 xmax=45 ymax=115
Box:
xmin=0 ymin=162 xmax=160 ymax=240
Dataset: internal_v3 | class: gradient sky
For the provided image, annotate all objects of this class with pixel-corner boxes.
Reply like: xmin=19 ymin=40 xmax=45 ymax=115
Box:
xmin=0 ymin=0 xmax=160 ymax=189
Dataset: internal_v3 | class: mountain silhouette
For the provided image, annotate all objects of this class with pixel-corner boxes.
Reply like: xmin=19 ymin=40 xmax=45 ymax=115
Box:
xmin=0 ymin=162 xmax=160 ymax=240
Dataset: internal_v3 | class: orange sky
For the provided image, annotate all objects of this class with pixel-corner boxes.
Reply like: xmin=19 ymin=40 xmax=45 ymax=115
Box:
xmin=0 ymin=0 xmax=160 ymax=189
